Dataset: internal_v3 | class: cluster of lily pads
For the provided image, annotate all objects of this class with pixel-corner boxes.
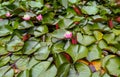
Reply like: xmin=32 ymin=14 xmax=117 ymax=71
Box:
xmin=0 ymin=0 xmax=120 ymax=77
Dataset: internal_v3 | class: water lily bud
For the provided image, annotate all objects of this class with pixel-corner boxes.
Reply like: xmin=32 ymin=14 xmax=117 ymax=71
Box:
xmin=23 ymin=14 xmax=31 ymax=20
xmin=36 ymin=14 xmax=43 ymax=21
xmin=115 ymin=16 xmax=120 ymax=23
xmin=72 ymin=5 xmax=82 ymax=15
xmin=71 ymin=36 xmax=77 ymax=44
xmin=108 ymin=19 xmax=114 ymax=28
xmin=55 ymin=23 xmax=59 ymax=30
xmin=6 ymin=12 xmax=12 ymax=17
xmin=64 ymin=31 xmax=72 ymax=39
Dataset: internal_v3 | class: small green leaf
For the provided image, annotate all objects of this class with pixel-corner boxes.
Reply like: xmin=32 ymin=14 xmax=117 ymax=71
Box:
xmin=87 ymin=45 xmax=102 ymax=61
xmin=112 ymin=28 xmax=120 ymax=35
xmin=77 ymin=33 xmax=96 ymax=46
xmin=102 ymin=73 xmax=111 ymax=77
xmin=17 ymin=69 xmax=29 ymax=77
xmin=106 ymin=57 xmax=120 ymax=76
xmin=81 ymin=6 xmax=98 ymax=15
xmin=18 ymin=21 xmax=34 ymax=29
xmin=54 ymin=53 xmax=69 ymax=68
xmin=31 ymin=61 xmax=51 ymax=77
xmin=0 ymin=56 xmax=10 ymax=67
xmin=3 ymin=69 xmax=14 ymax=77
xmin=27 ymin=57 xmax=39 ymax=70
xmin=103 ymin=33 xmax=117 ymax=44
xmin=52 ymin=29 xmax=66 ymax=39
xmin=34 ymin=46 xmax=50 ymax=60
xmin=6 ymin=36 xmax=24 ymax=52
xmin=0 ymin=25 xmax=13 ymax=37
xmin=39 ymin=65 xmax=57 ymax=77
xmin=34 ymin=25 xmax=48 ymax=37
xmin=66 ymin=44 xmax=88 ymax=62
xmin=98 ymin=40 xmax=108 ymax=49
xmin=93 ymin=31 xmax=103 ymax=41
xmin=57 ymin=63 xmax=70 ymax=77
xmin=0 ymin=46 xmax=8 ymax=55
xmin=92 ymin=71 xmax=101 ymax=77
xmin=68 ymin=0 xmax=78 ymax=3
xmin=68 ymin=66 xmax=78 ymax=77
xmin=102 ymin=55 xmax=115 ymax=68
xmin=0 ymin=66 xmax=10 ymax=77
xmin=28 ymin=1 xmax=43 ymax=8
xmin=75 ymin=62 xmax=91 ymax=77
xmin=58 ymin=18 xmax=73 ymax=29
xmin=15 ymin=57 xmax=29 ymax=70
xmin=60 ymin=0 xmax=68 ymax=8
xmin=23 ymin=40 xmax=41 ymax=54
xmin=52 ymin=41 xmax=65 ymax=53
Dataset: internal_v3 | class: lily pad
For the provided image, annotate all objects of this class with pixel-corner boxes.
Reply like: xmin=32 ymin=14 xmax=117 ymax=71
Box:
xmin=106 ymin=57 xmax=120 ymax=76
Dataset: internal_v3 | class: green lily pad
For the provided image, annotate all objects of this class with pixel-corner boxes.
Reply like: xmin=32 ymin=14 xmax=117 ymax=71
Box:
xmin=106 ymin=57 xmax=120 ymax=76
xmin=93 ymin=31 xmax=103 ymax=41
xmin=28 ymin=1 xmax=43 ymax=8
xmin=3 ymin=69 xmax=14 ymax=77
xmin=31 ymin=61 xmax=51 ymax=77
xmin=0 ymin=46 xmax=8 ymax=55
xmin=81 ymin=6 xmax=98 ymax=15
xmin=0 ymin=56 xmax=10 ymax=67
xmin=87 ymin=45 xmax=102 ymax=62
xmin=15 ymin=57 xmax=29 ymax=70
xmin=92 ymin=71 xmax=101 ymax=77
xmin=0 ymin=66 xmax=11 ymax=77
xmin=34 ymin=25 xmax=48 ymax=37
xmin=6 ymin=36 xmax=24 ymax=52
xmin=52 ymin=29 xmax=66 ymax=39
xmin=27 ymin=57 xmax=39 ymax=70
xmin=34 ymin=46 xmax=50 ymax=60
xmin=103 ymin=33 xmax=117 ymax=44
xmin=77 ymin=33 xmax=96 ymax=46
xmin=102 ymin=73 xmax=111 ymax=77
xmin=54 ymin=53 xmax=69 ymax=68
xmin=75 ymin=62 xmax=91 ymax=77
xmin=57 ymin=63 xmax=70 ymax=77
xmin=66 ymin=44 xmax=88 ymax=62
xmin=58 ymin=18 xmax=73 ymax=29
xmin=102 ymin=55 xmax=115 ymax=68
xmin=52 ymin=41 xmax=65 ymax=53
xmin=17 ymin=69 xmax=29 ymax=77
xmin=39 ymin=65 xmax=57 ymax=77
xmin=23 ymin=40 xmax=41 ymax=54
xmin=18 ymin=21 xmax=34 ymax=29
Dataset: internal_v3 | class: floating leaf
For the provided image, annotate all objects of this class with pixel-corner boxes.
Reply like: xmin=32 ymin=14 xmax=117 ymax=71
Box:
xmin=106 ymin=57 xmax=120 ymax=76
xmin=81 ymin=6 xmax=98 ymax=15
xmin=93 ymin=31 xmax=103 ymax=41
xmin=3 ymin=69 xmax=14 ymax=77
xmin=52 ymin=29 xmax=66 ymax=39
xmin=0 ymin=56 xmax=10 ymax=67
xmin=66 ymin=44 xmax=88 ymax=62
xmin=87 ymin=45 xmax=102 ymax=62
xmin=34 ymin=25 xmax=48 ymax=37
xmin=77 ymin=33 xmax=96 ymax=46
xmin=6 ymin=36 xmax=24 ymax=52
xmin=75 ymin=62 xmax=91 ymax=77
xmin=31 ymin=61 xmax=51 ymax=77
xmin=34 ymin=46 xmax=50 ymax=60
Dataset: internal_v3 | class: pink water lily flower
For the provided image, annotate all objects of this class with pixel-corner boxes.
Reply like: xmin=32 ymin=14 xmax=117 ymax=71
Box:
xmin=6 ymin=12 xmax=12 ymax=17
xmin=36 ymin=14 xmax=43 ymax=21
xmin=64 ymin=31 xmax=72 ymax=39
xmin=23 ymin=14 xmax=31 ymax=21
